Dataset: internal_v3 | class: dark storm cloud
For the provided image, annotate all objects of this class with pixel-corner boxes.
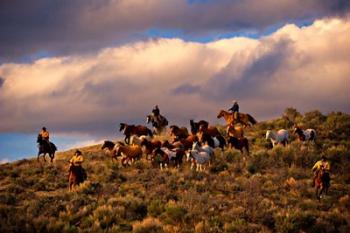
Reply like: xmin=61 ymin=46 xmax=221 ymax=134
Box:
xmin=171 ymin=83 xmax=201 ymax=95
xmin=0 ymin=0 xmax=349 ymax=61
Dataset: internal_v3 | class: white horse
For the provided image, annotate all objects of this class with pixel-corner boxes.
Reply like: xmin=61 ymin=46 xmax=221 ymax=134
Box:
xmin=129 ymin=135 xmax=151 ymax=146
xmin=186 ymin=142 xmax=212 ymax=171
xmin=293 ymin=125 xmax=316 ymax=143
xmin=266 ymin=129 xmax=289 ymax=147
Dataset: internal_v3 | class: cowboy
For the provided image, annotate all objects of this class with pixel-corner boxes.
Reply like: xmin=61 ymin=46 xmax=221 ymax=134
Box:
xmin=152 ymin=105 xmax=160 ymax=116
xmin=70 ymin=150 xmax=84 ymax=167
xmin=228 ymin=100 xmax=240 ymax=123
xmin=312 ymin=155 xmax=330 ymax=187
xmin=69 ymin=150 xmax=86 ymax=181
xmin=39 ymin=126 xmax=51 ymax=149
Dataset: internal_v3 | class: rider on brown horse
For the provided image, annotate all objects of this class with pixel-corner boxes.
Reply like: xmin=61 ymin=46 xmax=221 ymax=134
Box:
xmin=228 ymin=100 xmax=240 ymax=123
xmin=312 ymin=155 xmax=330 ymax=187
xmin=68 ymin=150 xmax=87 ymax=186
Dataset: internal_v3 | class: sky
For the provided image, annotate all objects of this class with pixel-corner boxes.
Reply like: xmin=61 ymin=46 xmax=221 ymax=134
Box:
xmin=1 ymin=0 xmax=350 ymax=162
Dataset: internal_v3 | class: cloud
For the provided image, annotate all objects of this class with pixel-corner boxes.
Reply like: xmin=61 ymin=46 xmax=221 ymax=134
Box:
xmin=0 ymin=0 xmax=349 ymax=61
xmin=171 ymin=84 xmax=201 ymax=95
xmin=0 ymin=76 xmax=4 ymax=88
xmin=0 ymin=17 xmax=349 ymax=136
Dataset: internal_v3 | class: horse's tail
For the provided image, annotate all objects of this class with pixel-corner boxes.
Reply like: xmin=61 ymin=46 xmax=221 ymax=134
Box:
xmin=247 ymin=114 xmax=257 ymax=125
xmin=50 ymin=143 xmax=57 ymax=151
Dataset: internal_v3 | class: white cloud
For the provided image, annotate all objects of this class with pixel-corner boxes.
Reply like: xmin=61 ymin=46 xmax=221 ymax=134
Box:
xmin=0 ymin=16 xmax=349 ymax=135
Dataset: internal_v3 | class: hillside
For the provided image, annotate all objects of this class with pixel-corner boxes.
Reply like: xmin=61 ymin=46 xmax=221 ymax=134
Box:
xmin=0 ymin=109 xmax=350 ymax=233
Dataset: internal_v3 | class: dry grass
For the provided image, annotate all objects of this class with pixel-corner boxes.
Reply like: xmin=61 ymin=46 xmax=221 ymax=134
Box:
xmin=0 ymin=110 xmax=350 ymax=232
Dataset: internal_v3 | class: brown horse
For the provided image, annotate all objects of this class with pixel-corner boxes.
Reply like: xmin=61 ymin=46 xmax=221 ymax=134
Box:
xmin=115 ymin=143 xmax=143 ymax=166
xmin=190 ymin=119 xmax=209 ymax=134
xmin=227 ymin=136 xmax=249 ymax=155
xmin=315 ymin=168 xmax=330 ymax=200
xmin=174 ymin=135 xmax=198 ymax=150
xmin=152 ymin=147 xmax=184 ymax=169
xmin=119 ymin=123 xmax=153 ymax=144
xmin=169 ymin=125 xmax=189 ymax=140
xmin=68 ymin=164 xmax=87 ymax=191
xmin=101 ymin=140 xmax=121 ymax=162
xmin=217 ymin=110 xmax=257 ymax=127
xmin=140 ymin=138 xmax=162 ymax=159
xmin=198 ymin=124 xmax=221 ymax=138
xmin=226 ymin=125 xmax=244 ymax=138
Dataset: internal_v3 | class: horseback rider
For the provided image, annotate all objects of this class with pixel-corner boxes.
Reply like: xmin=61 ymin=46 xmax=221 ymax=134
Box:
xmin=152 ymin=105 xmax=167 ymax=125
xmin=39 ymin=127 xmax=52 ymax=149
xmin=228 ymin=100 xmax=240 ymax=123
xmin=69 ymin=150 xmax=87 ymax=181
xmin=312 ymin=155 xmax=330 ymax=187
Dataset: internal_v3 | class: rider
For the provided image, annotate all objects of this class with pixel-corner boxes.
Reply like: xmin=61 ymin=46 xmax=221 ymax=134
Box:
xmin=152 ymin=105 xmax=162 ymax=124
xmin=312 ymin=155 xmax=330 ymax=187
xmin=70 ymin=150 xmax=84 ymax=166
xmin=39 ymin=127 xmax=51 ymax=149
xmin=228 ymin=100 xmax=240 ymax=123
xmin=69 ymin=150 xmax=86 ymax=180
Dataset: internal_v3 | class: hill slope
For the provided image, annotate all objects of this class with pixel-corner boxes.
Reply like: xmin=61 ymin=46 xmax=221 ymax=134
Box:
xmin=0 ymin=109 xmax=350 ymax=233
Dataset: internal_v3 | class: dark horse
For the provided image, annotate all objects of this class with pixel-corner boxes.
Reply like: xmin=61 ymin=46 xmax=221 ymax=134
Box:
xmin=146 ymin=114 xmax=168 ymax=135
xmin=68 ymin=164 xmax=87 ymax=191
xmin=190 ymin=119 xmax=209 ymax=134
xmin=190 ymin=119 xmax=221 ymax=137
xmin=37 ymin=134 xmax=57 ymax=162
xmin=119 ymin=123 xmax=153 ymax=144
xmin=227 ymin=136 xmax=249 ymax=155
xmin=169 ymin=125 xmax=189 ymax=140
xmin=198 ymin=132 xmax=226 ymax=151
xmin=315 ymin=168 xmax=330 ymax=201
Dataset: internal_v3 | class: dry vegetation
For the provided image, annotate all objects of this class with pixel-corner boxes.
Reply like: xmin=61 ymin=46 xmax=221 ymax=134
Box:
xmin=0 ymin=109 xmax=350 ymax=233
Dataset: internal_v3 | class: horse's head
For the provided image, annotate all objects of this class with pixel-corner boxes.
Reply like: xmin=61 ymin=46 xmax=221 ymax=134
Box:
xmin=217 ymin=110 xmax=224 ymax=118
xmin=119 ymin=123 xmax=127 ymax=132
xmin=146 ymin=115 xmax=152 ymax=124
xmin=101 ymin=140 xmax=115 ymax=150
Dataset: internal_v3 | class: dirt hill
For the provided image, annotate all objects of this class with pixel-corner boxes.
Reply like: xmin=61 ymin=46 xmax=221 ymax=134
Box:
xmin=0 ymin=109 xmax=349 ymax=233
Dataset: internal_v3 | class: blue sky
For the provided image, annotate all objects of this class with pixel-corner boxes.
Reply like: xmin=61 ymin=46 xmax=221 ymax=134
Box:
xmin=0 ymin=0 xmax=349 ymax=162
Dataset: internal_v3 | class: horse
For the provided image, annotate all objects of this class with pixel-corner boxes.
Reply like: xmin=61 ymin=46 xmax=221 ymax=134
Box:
xmin=197 ymin=132 xmax=226 ymax=151
xmin=293 ymin=125 xmax=316 ymax=143
xmin=37 ymin=134 xmax=57 ymax=162
xmin=186 ymin=142 xmax=212 ymax=171
xmin=129 ymin=135 xmax=152 ymax=146
xmin=226 ymin=125 xmax=244 ymax=138
xmin=190 ymin=119 xmax=221 ymax=137
xmin=173 ymin=135 xmax=198 ymax=151
xmin=227 ymin=136 xmax=249 ymax=155
xmin=315 ymin=168 xmax=330 ymax=200
xmin=115 ymin=143 xmax=143 ymax=166
xmin=146 ymin=114 xmax=168 ymax=135
xmin=101 ymin=140 xmax=120 ymax=162
xmin=266 ymin=129 xmax=289 ymax=147
xmin=140 ymin=138 xmax=162 ymax=159
xmin=68 ymin=164 xmax=87 ymax=191
xmin=190 ymin=119 xmax=209 ymax=135
xmin=217 ymin=110 xmax=257 ymax=127
xmin=169 ymin=125 xmax=189 ymax=140
xmin=152 ymin=147 xmax=184 ymax=169
xmin=119 ymin=123 xmax=153 ymax=144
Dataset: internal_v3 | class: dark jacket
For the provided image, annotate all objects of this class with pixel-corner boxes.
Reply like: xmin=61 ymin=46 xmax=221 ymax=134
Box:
xmin=229 ymin=103 xmax=239 ymax=112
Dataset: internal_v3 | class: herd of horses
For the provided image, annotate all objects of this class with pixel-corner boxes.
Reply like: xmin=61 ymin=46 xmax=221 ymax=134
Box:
xmin=36 ymin=109 xmax=327 ymax=198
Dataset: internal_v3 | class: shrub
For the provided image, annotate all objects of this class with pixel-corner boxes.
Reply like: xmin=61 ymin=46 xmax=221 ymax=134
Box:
xmin=148 ymin=199 xmax=165 ymax=217
xmin=165 ymin=203 xmax=187 ymax=225
xmin=133 ymin=217 xmax=164 ymax=233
